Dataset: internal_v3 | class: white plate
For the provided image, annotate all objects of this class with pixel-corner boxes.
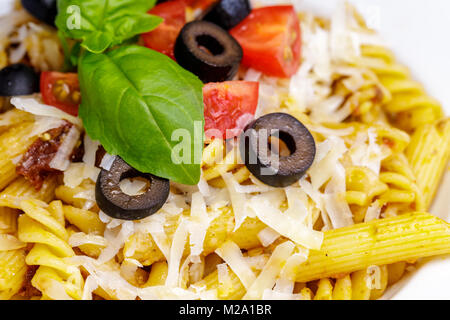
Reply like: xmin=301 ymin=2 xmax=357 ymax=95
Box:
xmin=0 ymin=0 xmax=449 ymax=300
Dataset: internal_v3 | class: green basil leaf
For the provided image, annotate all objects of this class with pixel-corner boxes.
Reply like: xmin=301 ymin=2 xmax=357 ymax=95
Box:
xmin=78 ymin=46 xmax=204 ymax=185
xmin=56 ymin=0 xmax=163 ymax=53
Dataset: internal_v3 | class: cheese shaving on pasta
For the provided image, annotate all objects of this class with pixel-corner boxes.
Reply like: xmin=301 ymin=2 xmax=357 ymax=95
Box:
xmin=165 ymin=219 xmax=189 ymax=287
xmin=10 ymin=95 xmax=82 ymax=127
xmin=249 ymin=195 xmax=323 ymax=249
xmin=215 ymin=241 xmax=256 ymax=289
xmin=243 ymin=241 xmax=295 ymax=300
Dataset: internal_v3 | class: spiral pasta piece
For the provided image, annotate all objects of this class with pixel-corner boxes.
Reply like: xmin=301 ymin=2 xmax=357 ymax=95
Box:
xmin=201 ymin=140 xmax=250 ymax=188
xmin=17 ymin=199 xmax=84 ymax=299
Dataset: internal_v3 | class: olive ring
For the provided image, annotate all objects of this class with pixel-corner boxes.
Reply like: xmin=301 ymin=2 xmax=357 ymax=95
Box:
xmin=240 ymin=113 xmax=316 ymax=188
xmin=96 ymin=157 xmax=170 ymax=220
xmin=174 ymin=21 xmax=243 ymax=83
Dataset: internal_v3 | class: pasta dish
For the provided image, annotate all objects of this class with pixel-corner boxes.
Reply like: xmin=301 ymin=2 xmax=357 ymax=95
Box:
xmin=0 ymin=0 xmax=449 ymax=300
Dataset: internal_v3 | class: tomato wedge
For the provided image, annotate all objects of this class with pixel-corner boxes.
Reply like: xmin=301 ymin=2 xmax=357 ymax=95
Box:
xmin=185 ymin=0 xmax=217 ymax=10
xmin=203 ymin=81 xmax=259 ymax=140
xmin=40 ymin=72 xmax=80 ymax=116
xmin=230 ymin=5 xmax=301 ymax=78
xmin=142 ymin=0 xmax=187 ymax=60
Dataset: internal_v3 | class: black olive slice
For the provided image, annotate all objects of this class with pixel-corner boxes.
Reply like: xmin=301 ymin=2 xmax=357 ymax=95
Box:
xmin=96 ymin=157 xmax=170 ymax=220
xmin=240 ymin=113 xmax=316 ymax=188
xmin=174 ymin=21 xmax=243 ymax=83
xmin=202 ymin=0 xmax=251 ymax=30
xmin=0 ymin=64 xmax=40 ymax=97
xmin=21 ymin=0 xmax=57 ymax=26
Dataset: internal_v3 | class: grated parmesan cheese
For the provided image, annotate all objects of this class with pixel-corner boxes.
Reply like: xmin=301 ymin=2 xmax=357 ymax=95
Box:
xmin=97 ymin=221 xmax=134 ymax=264
xmin=165 ymin=219 xmax=189 ymax=287
xmin=49 ymin=125 xmax=81 ymax=171
xmin=243 ymin=241 xmax=295 ymax=300
xmin=248 ymin=196 xmax=323 ymax=250
xmin=215 ymin=241 xmax=256 ymax=289
xmin=10 ymin=95 xmax=82 ymax=127
xmin=188 ymin=192 xmax=210 ymax=258
xmin=82 ymin=135 xmax=100 ymax=167
xmin=257 ymin=227 xmax=280 ymax=247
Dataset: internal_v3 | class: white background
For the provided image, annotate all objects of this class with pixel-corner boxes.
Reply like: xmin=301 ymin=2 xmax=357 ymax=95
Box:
xmin=0 ymin=0 xmax=449 ymax=300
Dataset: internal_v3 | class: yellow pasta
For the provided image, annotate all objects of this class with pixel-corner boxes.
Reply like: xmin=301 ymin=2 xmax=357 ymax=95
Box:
xmin=294 ymin=212 xmax=450 ymax=282
xmin=54 ymin=180 xmax=98 ymax=210
xmin=17 ymin=199 xmax=84 ymax=299
xmin=63 ymin=205 xmax=105 ymax=235
xmin=406 ymin=119 xmax=450 ymax=209
xmin=311 ymin=267 xmax=390 ymax=301
xmin=0 ymin=176 xmax=57 ymax=209
xmin=359 ymin=45 xmax=444 ymax=132
xmin=0 ymin=1 xmax=448 ymax=301
xmin=145 ymin=261 xmax=168 ymax=287
xmin=0 ymin=249 xmax=26 ymax=300
xmin=0 ymin=207 xmax=19 ymax=234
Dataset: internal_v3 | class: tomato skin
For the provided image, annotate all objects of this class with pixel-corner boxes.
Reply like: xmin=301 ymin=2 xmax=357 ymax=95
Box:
xmin=230 ymin=5 xmax=302 ymax=78
xmin=203 ymin=81 xmax=259 ymax=140
xmin=40 ymin=72 xmax=80 ymax=116
xmin=142 ymin=0 xmax=187 ymax=60
xmin=185 ymin=0 xmax=217 ymax=10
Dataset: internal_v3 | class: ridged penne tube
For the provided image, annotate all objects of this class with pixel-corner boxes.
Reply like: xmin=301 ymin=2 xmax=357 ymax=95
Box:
xmin=0 ymin=121 xmax=35 ymax=157
xmin=0 ymin=109 xmax=34 ymax=134
xmin=406 ymin=119 xmax=450 ymax=209
xmin=0 ymin=207 xmax=19 ymax=234
xmin=0 ymin=160 xmax=17 ymax=191
xmin=0 ymin=176 xmax=57 ymax=209
xmin=0 ymin=121 xmax=37 ymax=191
xmin=294 ymin=212 xmax=450 ymax=282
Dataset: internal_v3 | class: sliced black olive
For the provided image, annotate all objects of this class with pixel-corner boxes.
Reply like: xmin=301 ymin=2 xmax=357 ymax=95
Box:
xmin=21 ymin=0 xmax=57 ymax=26
xmin=174 ymin=21 xmax=243 ymax=83
xmin=202 ymin=0 xmax=251 ymax=30
xmin=0 ymin=64 xmax=40 ymax=97
xmin=239 ymin=113 xmax=316 ymax=188
xmin=96 ymin=157 xmax=170 ymax=220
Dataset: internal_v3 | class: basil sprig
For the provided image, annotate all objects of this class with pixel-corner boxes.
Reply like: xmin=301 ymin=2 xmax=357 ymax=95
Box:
xmin=56 ymin=0 xmax=163 ymax=53
xmin=79 ymin=46 xmax=204 ymax=185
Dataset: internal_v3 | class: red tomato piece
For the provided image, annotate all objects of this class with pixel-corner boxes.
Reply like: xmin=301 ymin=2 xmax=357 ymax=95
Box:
xmin=203 ymin=81 xmax=259 ymax=140
xmin=40 ymin=72 xmax=80 ymax=116
xmin=230 ymin=5 xmax=302 ymax=78
xmin=142 ymin=0 xmax=187 ymax=60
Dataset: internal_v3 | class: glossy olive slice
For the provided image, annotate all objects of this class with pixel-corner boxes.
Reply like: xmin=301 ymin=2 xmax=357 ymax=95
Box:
xmin=96 ymin=157 xmax=170 ymax=220
xmin=174 ymin=21 xmax=243 ymax=83
xmin=21 ymin=0 xmax=57 ymax=26
xmin=240 ymin=113 xmax=316 ymax=188
xmin=0 ymin=64 xmax=39 ymax=97
xmin=202 ymin=0 xmax=251 ymax=30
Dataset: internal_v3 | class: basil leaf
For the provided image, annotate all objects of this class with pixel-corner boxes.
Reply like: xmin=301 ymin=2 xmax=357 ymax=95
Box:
xmin=78 ymin=46 xmax=204 ymax=185
xmin=56 ymin=0 xmax=163 ymax=53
